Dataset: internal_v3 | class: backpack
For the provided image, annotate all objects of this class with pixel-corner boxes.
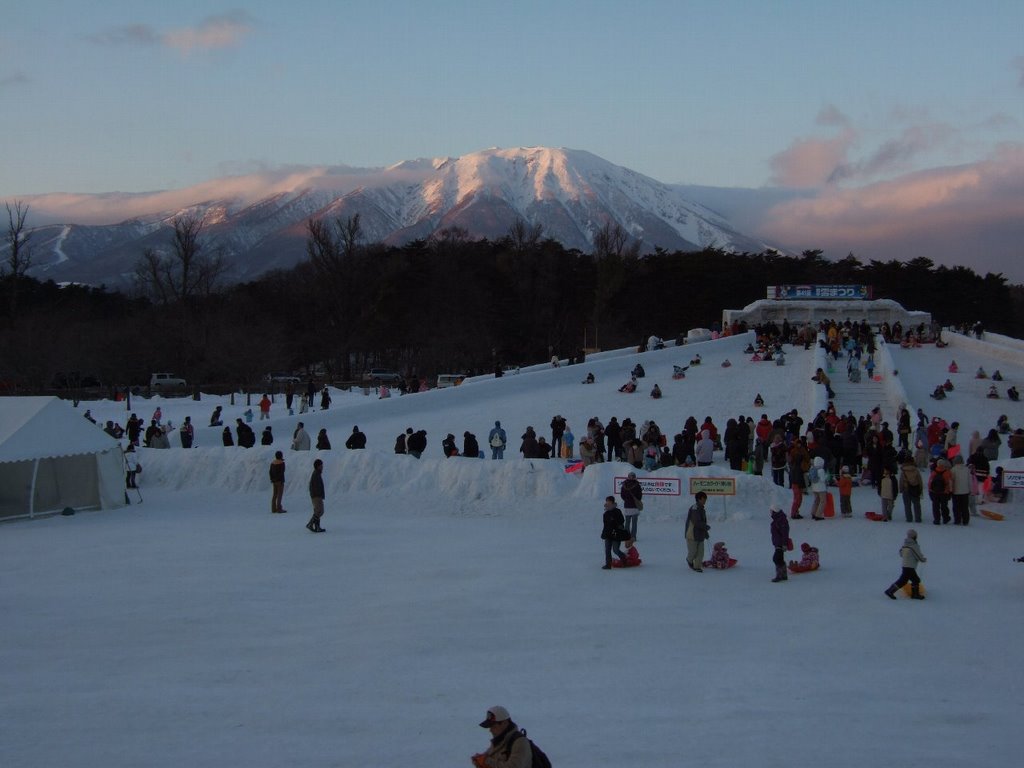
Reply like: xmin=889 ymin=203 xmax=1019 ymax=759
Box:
xmin=504 ymin=729 xmax=552 ymax=768
xmin=929 ymin=472 xmax=945 ymax=495
xmin=490 ymin=433 xmax=504 ymax=448
xmin=807 ymin=466 xmax=819 ymax=485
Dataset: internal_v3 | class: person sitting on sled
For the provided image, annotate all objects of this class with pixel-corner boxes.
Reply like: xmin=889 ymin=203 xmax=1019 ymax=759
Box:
xmin=582 ymin=372 xmax=595 ymax=384
xmin=690 ymin=354 xmax=702 ymax=366
xmin=948 ymin=360 xmax=958 ymax=373
xmin=631 ymin=363 xmax=645 ymax=378
xmin=789 ymin=542 xmax=820 ymax=573
xmin=611 ymin=538 xmax=643 ymax=568
xmin=721 ymin=358 xmax=732 ymax=368
xmin=987 ymin=384 xmax=1000 ymax=399
xmin=1008 ymin=387 xmax=1020 ymax=402
xmin=618 ymin=377 xmax=637 ymax=393
xmin=702 ymin=541 xmax=736 ymax=569
xmin=992 ymin=370 xmax=1003 ymax=381
xmin=976 ymin=366 xmax=988 ymax=379
xmin=943 ymin=378 xmax=954 ymax=391
xmin=650 ymin=383 xmax=663 ymax=399
xmin=753 ymin=393 xmax=764 ymax=407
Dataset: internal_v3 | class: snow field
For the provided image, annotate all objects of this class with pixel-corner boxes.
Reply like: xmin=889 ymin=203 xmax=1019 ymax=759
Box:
xmin=3 ymin=330 xmax=1023 ymax=767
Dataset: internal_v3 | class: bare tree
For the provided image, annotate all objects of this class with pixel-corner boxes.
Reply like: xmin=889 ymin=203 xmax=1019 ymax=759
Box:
xmin=4 ymin=200 xmax=33 ymax=316
xmin=593 ymin=221 xmax=641 ymax=260
xmin=134 ymin=214 xmax=225 ymax=304
xmin=507 ymin=217 xmax=544 ymax=255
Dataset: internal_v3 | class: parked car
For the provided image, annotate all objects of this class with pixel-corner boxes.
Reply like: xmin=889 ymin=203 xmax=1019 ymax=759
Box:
xmin=150 ymin=372 xmax=187 ymax=391
xmin=436 ymin=373 xmax=466 ymax=389
xmin=265 ymin=373 xmax=301 ymax=384
xmin=362 ymin=368 xmax=403 ymax=384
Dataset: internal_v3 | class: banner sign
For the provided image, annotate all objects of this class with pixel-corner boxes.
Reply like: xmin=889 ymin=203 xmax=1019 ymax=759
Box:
xmin=1001 ymin=470 xmax=1024 ymax=489
xmin=613 ymin=476 xmax=682 ymax=496
xmin=688 ymin=477 xmax=737 ymax=496
xmin=768 ymin=285 xmax=872 ymax=301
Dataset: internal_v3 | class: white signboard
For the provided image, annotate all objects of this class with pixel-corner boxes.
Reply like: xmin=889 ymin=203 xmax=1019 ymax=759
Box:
xmin=613 ymin=476 xmax=682 ymax=497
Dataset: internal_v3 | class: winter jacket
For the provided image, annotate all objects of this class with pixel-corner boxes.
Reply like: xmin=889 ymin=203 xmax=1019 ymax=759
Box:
xmin=488 ymin=427 xmax=507 ymax=449
xmin=317 ymin=432 xmax=331 ymax=450
xmin=695 ymin=432 xmax=715 ymax=463
xmin=900 ymin=537 xmax=926 ymax=568
xmin=949 ymin=460 xmax=971 ymax=495
xmin=770 ymin=509 xmax=790 ymax=548
xmin=928 ymin=466 xmax=951 ymax=496
xmin=464 ymin=434 xmax=480 ymax=458
xmin=808 ymin=456 xmax=828 ymax=493
xmin=345 ymin=430 xmax=366 ymax=449
xmin=480 ymin=722 xmax=531 ymax=768
xmin=620 ymin=478 xmax=643 ymax=511
xmin=879 ymin=474 xmax=897 ymax=501
xmin=898 ymin=465 xmax=923 ymax=497
xmin=685 ymin=502 xmax=709 ymax=542
xmin=292 ymin=428 xmax=311 ymax=451
xmin=837 ymin=475 xmax=854 ymax=497
xmin=308 ymin=468 xmax=325 ymax=500
xmin=611 ymin=544 xmax=642 ymax=567
xmin=407 ymin=431 xmax=427 ymax=455
xmin=601 ymin=505 xmax=626 ymax=540
xmin=268 ymin=459 xmax=285 ymax=484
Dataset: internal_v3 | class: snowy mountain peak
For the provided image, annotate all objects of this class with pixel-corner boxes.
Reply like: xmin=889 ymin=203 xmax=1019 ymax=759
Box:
xmin=20 ymin=147 xmax=772 ymax=287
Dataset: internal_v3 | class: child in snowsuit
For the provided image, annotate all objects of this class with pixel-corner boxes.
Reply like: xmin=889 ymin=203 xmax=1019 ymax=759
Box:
xmin=837 ymin=466 xmax=854 ymax=517
xmin=611 ymin=538 xmax=643 ymax=568
xmin=789 ymin=542 xmax=820 ymax=573
xmin=879 ymin=467 xmax=897 ymax=521
xmin=702 ymin=541 xmax=736 ymax=570
xmin=884 ymin=530 xmax=926 ymax=600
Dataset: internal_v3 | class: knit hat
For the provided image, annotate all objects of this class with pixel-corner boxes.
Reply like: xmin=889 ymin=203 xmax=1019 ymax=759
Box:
xmin=801 ymin=542 xmax=811 ymax=552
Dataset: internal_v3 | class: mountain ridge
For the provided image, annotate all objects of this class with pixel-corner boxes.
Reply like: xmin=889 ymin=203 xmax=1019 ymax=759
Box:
xmin=14 ymin=147 xmax=773 ymax=287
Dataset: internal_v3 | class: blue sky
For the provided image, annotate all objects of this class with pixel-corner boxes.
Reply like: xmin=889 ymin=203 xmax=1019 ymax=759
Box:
xmin=3 ymin=0 xmax=1021 ymax=195
xmin=2 ymin=1 xmax=1023 ymax=277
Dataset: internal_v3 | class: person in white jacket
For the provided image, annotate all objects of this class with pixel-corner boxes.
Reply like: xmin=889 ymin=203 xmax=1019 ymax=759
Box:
xmin=948 ymin=454 xmax=972 ymax=525
xmin=808 ymin=455 xmax=828 ymax=520
xmin=291 ymin=422 xmax=311 ymax=451
xmin=885 ymin=530 xmax=926 ymax=600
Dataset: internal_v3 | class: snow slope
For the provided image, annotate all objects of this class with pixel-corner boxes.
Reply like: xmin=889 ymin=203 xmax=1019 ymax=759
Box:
xmin=2 ymin=333 xmax=1022 ymax=768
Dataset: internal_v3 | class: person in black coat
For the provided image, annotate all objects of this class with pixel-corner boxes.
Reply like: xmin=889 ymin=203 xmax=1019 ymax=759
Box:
xmin=463 ymin=431 xmax=480 ymax=458
xmin=261 ymin=426 xmax=274 ymax=445
xmin=442 ymin=433 xmax=459 ymax=457
xmin=771 ymin=505 xmax=790 ymax=582
xmin=236 ymin=418 xmax=256 ymax=448
xmin=345 ymin=426 xmax=366 ymax=449
xmin=601 ymin=496 xmax=628 ymax=569
xmin=222 ymin=426 xmax=234 ymax=446
xmin=316 ymin=429 xmax=331 ymax=450
xmin=407 ymin=429 xmax=427 ymax=458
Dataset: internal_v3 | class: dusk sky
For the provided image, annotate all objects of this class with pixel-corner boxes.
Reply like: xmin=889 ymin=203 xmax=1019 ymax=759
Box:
xmin=3 ymin=1 xmax=1023 ymax=275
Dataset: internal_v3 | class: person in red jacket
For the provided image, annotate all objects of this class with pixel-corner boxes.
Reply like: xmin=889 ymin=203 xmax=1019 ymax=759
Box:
xmin=928 ymin=458 xmax=952 ymax=524
xmin=703 ymin=541 xmax=736 ymax=569
xmin=611 ymin=538 xmax=643 ymax=568
xmin=259 ymin=394 xmax=272 ymax=420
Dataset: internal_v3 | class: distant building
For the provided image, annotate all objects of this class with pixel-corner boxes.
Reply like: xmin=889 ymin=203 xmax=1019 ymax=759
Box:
xmin=723 ymin=286 xmax=931 ymax=328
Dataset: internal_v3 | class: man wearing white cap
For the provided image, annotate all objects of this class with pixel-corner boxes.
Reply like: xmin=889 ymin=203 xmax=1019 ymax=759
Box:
xmin=471 ymin=706 xmax=532 ymax=768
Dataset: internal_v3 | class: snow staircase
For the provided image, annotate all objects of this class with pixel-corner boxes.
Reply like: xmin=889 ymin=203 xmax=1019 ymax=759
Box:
xmin=826 ymin=344 xmax=901 ymax=421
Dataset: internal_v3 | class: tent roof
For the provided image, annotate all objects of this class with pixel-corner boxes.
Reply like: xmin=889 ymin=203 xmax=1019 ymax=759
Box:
xmin=0 ymin=397 xmax=120 ymax=463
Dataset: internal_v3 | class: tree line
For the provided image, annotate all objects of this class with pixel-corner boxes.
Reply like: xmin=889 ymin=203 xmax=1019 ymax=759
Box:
xmin=0 ymin=207 xmax=1021 ymax=395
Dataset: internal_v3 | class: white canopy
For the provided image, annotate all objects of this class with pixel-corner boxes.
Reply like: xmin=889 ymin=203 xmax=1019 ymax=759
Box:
xmin=0 ymin=397 xmax=125 ymax=520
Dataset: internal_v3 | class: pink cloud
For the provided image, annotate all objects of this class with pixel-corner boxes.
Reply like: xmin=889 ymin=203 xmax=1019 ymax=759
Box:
xmin=163 ymin=11 xmax=254 ymax=55
xmin=90 ymin=11 xmax=254 ymax=55
xmin=769 ymin=130 xmax=857 ymax=187
xmin=756 ymin=144 xmax=1024 ymax=276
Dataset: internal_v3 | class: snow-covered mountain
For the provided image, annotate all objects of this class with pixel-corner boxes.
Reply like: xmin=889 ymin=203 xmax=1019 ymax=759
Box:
xmin=16 ymin=147 xmax=772 ymax=288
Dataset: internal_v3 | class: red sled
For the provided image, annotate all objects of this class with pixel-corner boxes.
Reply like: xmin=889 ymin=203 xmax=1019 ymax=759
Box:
xmin=823 ymin=492 xmax=836 ymax=518
xmin=865 ymin=511 xmax=886 ymax=521
xmin=702 ymin=558 xmax=738 ymax=569
xmin=788 ymin=562 xmax=820 ymax=573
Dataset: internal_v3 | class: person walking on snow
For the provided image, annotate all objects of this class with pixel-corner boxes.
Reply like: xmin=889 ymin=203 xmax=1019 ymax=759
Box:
xmin=306 ymin=459 xmax=326 ymax=533
xmin=685 ymin=492 xmax=710 ymax=572
xmin=770 ymin=505 xmax=790 ymax=582
xmin=620 ymin=471 xmax=643 ymax=539
xmin=268 ymin=451 xmax=286 ymax=514
xmin=884 ymin=529 xmax=926 ymax=599
xmin=601 ymin=496 xmax=629 ymax=569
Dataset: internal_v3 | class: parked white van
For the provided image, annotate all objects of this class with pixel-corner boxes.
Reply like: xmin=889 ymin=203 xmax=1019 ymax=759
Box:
xmin=436 ymin=374 xmax=466 ymax=389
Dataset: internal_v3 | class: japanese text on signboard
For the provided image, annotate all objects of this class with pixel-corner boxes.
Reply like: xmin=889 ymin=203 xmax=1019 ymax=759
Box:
xmin=767 ymin=285 xmax=871 ymax=301
xmin=688 ymin=477 xmax=737 ymax=496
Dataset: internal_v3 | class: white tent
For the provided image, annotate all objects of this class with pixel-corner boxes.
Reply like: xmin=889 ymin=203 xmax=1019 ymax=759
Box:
xmin=0 ymin=397 xmax=126 ymax=521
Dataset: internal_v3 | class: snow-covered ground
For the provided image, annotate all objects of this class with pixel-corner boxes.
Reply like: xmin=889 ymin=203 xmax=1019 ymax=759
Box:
xmin=3 ymin=332 xmax=1023 ymax=768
